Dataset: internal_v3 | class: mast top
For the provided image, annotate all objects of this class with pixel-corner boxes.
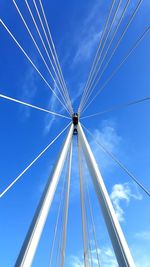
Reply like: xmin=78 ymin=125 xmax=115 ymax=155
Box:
xmin=72 ymin=113 xmax=78 ymax=135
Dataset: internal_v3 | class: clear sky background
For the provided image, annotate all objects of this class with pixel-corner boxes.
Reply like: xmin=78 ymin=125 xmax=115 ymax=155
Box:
xmin=0 ymin=0 xmax=150 ymax=266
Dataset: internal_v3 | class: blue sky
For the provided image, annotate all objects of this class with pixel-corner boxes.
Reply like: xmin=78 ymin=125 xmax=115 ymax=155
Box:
xmin=0 ymin=0 xmax=150 ymax=266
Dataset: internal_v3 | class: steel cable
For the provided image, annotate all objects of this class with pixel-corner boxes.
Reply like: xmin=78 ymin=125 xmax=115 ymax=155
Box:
xmin=81 ymin=0 xmax=144 ymax=113
xmin=0 ymin=123 xmax=71 ymax=198
xmin=82 ymin=26 xmax=150 ymax=114
xmin=0 ymin=20 xmax=70 ymax=115
xmin=32 ymin=0 xmax=73 ymax=114
xmin=13 ymin=0 xmax=70 ymax=112
xmin=82 ymin=124 xmax=150 ymax=198
xmin=79 ymin=0 xmax=116 ymax=113
xmin=80 ymin=0 xmax=122 ymax=113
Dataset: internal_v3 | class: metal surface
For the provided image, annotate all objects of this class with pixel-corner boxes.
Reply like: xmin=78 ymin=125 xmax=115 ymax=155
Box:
xmin=78 ymin=139 xmax=89 ymax=267
xmin=15 ymin=124 xmax=74 ymax=267
xmin=61 ymin=142 xmax=72 ymax=267
xmin=78 ymin=122 xmax=136 ymax=267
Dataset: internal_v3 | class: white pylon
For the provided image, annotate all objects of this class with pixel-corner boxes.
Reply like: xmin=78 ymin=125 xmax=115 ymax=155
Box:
xmin=78 ymin=139 xmax=90 ymax=267
xmin=78 ymin=122 xmax=136 ymax=267
xmin=14 ymin=121 xmax=136 ymax=267
xmin=15 ymin=124 xmax=74 ymax=267
xmin=61 ymin=142 xmax=72 ymax=267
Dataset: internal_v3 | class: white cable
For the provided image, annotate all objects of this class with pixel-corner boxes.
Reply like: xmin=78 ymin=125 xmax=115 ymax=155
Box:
xmin=85 ymin=176 xmax=101 ymax=267
xmin=0 ymin=19 xmax=70 ymax=115
xmin=0 ymin=123 xmax=71 ymax=198
xmin=80 ymin=0 xmax=122 ymax=112
xmin=82 ymin=26 xmax=150 ymax=114
xmin=13 ymin=0 xmax=70 ymax=110
xmin=84 ymin=175 xmax=94 ymax=267
xmin=47 ymin=154 xmax=68 ymax=267
xmin=38 ymin=0 xmax=73 ymax=114
xmin=81 ymin=0 xmax=130 ymax=112
xmin=81 ymin=96 xmax=150 ymax=120
xmin=80 ymin=0 xmax=126 ymax=112
xmin=0 ymin=93 xmax=71 ymax=119
xmin=33 ymin=0 xmax=73 ymax=114
xmin=81 ymin=0 xmax=144 ymax=113
xmin=24 ymin=0 xmax=72 ymax=115
xmin=82 ymin=124 xmax=150 ymax=198
xmin=79 ymin=0 xmax=116 ymax=114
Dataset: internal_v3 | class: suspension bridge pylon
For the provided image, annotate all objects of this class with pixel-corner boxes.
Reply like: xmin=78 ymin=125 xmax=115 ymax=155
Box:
xmin=14 ymin=115 xmax=136 ymax=267
xmin=14 ymin=124 xmax=73 ymax=267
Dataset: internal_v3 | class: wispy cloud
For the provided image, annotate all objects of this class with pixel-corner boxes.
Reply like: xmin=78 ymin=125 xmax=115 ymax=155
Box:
xmin=71 ymin=81 xmax=85 ymax=109
xmin=72 ymin=1 xmax=104 ymax=66
xmin=44 ymin=92 xmax=57 ymax=134
xmin=110 ymin=182 xmax=142 ymax=222
xmin=69 ymin=255 xmax=84 ymax=267
xmin=19 ymin=67 xmax=38 ymax=118
xmin=70 ymin=119 xmax=122 ymax=200
xmin=43 ymin=83 xmax=66 ymax=134
xmin=90 ymin=119 xmax=122 ymax=173
xmin=69 ymin=246 xmax=117 ymax=267
xmin=98 ymin=247 xmax=117 ymax=267
xmin=134 ymin=230 xmax=150 ymax=241
xmin=73 ymin=31 xmax=100 ymax=65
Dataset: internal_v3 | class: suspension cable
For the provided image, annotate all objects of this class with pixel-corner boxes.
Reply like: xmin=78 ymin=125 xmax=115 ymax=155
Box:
xmin=82 ymin=124 xmax=150 ymax=198
xmin=24 ymin=0 xmax=72 ymax=115
xmin=55 ymin=160 xmax=69 ymax=267
xmin=55 ymin=195 xmax=65 ymax=267
xmin=33 ymin=0 xmax=73 ymax=114
xmin=0 ymin=93 xmax=71 ymax=119
xmin=0 ymin=123 xmax=71 ymax=198
xmin=81 ymin=96 xmax=150 ymax=120
xmin=78 ymin=139 xmax=89 ymax=267
xmin=38 ymin=0 xmax=73 ymax=114
xmin=0 ymin=20 xmax=70 ymax=115
xmin=47 ymin=150 xmax=70 ymax=267
xmin=79 ymin=0 xmax=116 ymax=114
xmin=81 ymin=0 xmax=131 ymax=112
xmin=81 ymin=0 xmax=144 ymax=113
xmin=85 ymin=176 xmax=101 ymax=267
xmin=13 ymin=0 xmax=70 ymax=111
xmin=81 ymin=26 xmax=150 ymax=114
xmin=80 ymin=0 xmax=122 ymax=112
xmin=84 ymin=176 xmax=94 ymax=267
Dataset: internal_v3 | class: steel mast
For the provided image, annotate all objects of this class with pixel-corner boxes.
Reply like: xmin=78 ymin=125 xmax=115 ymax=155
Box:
xmin=14 ymin=114 xmax=136 ymax=267
xmin=78 ymin=122 xmax=136 ymax=267
xmin=15 ymin=124 xmax=73 ymax=267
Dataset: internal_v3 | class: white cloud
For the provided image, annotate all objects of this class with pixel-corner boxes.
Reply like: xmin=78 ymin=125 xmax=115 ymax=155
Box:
xmin=44 ymin=92 xmax=57 ymax=134
xmin=99 ymin=247 xmax=118 ymax=267
xmin=73 ymin=31 xmax=100 ymax=65
xmin=72 ymin=0 xmax=133 ymax=67
xmin=71 ymin=82 xmax=85 ymax=107
xmin=19 ymin=67 xmax=38 ymax=118
xmin=110 ymin=182 xmax=142 ymax=222
xmin=134 ymin=230 xmax=150 ymax=241
xmin=90 ymin=120 xmax=122 ymax=172
xmin=72 ymin=1 xmax=104 ymax=66
xmin=69 ymin=246 xmax=118 ymax=267
xmin=70 ymin=255 xmax=84 ymax=267
xmin=70 ymin=120 xmax=122 ymax=199
xmin=43 ymin=82 xmax=65 ymax=134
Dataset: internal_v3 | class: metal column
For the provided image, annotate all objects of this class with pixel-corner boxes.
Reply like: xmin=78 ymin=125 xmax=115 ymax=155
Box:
xmin=78 ymin=139 xmax=89 ymax=267
xmin=78 ymin=123 xmax=136 ymax=267
xmin=61 ymin=142 xmax=72 ymax=267
xmin=15 ymin=124 xmax=74 ymax=267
